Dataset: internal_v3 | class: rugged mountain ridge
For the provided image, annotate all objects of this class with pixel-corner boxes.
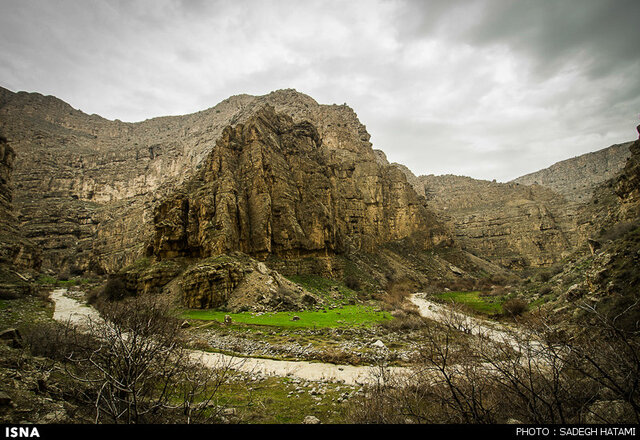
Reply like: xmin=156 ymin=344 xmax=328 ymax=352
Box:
xmin=382 ymin=140 xmax=635 ymax=269
xmin=512 ymin=142 xmax=633 ymax=202
xmin=0 ymin=86 xmax=435 ymax=274
xmin=151 ymin=106 xmax=448 ymax=264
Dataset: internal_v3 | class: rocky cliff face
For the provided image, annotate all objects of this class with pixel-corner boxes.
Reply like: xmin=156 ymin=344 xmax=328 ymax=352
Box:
xmin=512 ymin=142 xmax=633 ymax=203
xmin=150 ymin=105 xmax=450 ymax=274
xmin=0 ymin=135 xmax=14 ymax=231
xmin=390 ymin=138 xmax=638 ymax=270
xmin=408 ymin=172 xmax=580 ymax=268
xmin=0 ymin=87 xmax=453 ymax=276
xmin=0 ymin=134 xmax=40 ymax=297
xmin=0 ymin=134 xmax=39 ymax=272
xmin=2 ymin=85 xmax=475 ymax=306
xmin=580 ymin=136 xmax=640 ymax=237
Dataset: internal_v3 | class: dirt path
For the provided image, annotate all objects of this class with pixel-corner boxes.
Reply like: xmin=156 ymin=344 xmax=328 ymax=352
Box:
xmin=49 ymin=288 xmax=404 ymax=385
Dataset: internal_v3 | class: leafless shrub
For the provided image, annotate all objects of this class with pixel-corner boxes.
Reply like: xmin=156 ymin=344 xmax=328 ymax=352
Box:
xmin=381 ymin=314 xmax=429 ymax=332
xmin=502 ymin=298 xmax=528 ymax=317
xmin=60 ymin=294 xmax=235 ymax=424
xmin=350 ymin=301 xmax=640 ymax=424
xmin=23 ymin=321 xmax=98 ymax=362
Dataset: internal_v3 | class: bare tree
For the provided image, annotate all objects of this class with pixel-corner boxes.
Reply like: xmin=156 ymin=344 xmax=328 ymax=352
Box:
xmin=349 ymin=300 xmax=640 ymax=424
xmin=65 ymin=294 xmax=235 ymax=424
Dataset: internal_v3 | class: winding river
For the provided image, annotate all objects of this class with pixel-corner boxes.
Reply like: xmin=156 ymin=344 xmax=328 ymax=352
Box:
xmin=50 ymin=289 xmax=543 ymax=385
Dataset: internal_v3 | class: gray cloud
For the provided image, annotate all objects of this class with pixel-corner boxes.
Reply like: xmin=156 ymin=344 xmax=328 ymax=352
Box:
xmin=0 ymin=0 xmax=638 ymax=181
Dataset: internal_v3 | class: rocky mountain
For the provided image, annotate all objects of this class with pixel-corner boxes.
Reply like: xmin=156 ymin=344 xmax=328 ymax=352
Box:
xmin=382 ymin=156 xmax=579 ymax=268
xmin=512 ymin=142 xmax=633 ymax=203
xmin=2 ymin=82 xmax=637 ymax=310
xmin=3 ymin=86 xmax=509 ymax=309
xmin=150 ymin=105 xmax=447 ymax=266
xmin=383 ymin=140 xmax=635 ymax=269
xmin=0 ymin=87 xmax=458 ymax=275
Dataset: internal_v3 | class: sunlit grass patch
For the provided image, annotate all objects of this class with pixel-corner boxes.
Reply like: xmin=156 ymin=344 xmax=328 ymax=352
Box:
xmin=433 ymin=290 xmax=503 ymax=315
xmin=181 ymin=305 xmax=391 ymax=328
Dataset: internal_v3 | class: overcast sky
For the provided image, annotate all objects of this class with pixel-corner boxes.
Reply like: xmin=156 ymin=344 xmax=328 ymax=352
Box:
xmin=1 ymin=0 xmax=639 ymax=181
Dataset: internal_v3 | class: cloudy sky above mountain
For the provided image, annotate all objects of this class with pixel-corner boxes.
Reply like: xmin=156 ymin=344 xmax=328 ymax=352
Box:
xmin=1 ymin=0 xmax=639 ymax=181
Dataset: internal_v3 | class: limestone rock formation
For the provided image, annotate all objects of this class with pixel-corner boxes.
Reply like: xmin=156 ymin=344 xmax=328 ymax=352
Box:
xmin=118 ymin=252 xmax=321 ymax=312
xmin=390 ymin=140 xmax=637 ymax=269
xmin=179 ymin=254 xmax=321 ymax=312
xmin=0 ymin=87 xmax=451 ymax=278
xmin=0 ymin=134 xmax=40 ymax=296
xmin=390 ymin=164 xmax=580 ymax=268
xmin=150 ymin=105 xmax=448 ymax=271
xmin=512 ymin=142 xmax=633 ymax=203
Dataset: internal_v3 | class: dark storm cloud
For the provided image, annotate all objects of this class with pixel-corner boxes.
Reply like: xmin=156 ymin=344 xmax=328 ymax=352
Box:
xmin=0 ymin=0 xmax=638 ymax=181
xmin=463 ymin=0 xmax=640 ymax=80
xmin=396 ymin=0 xmax=640 ymax=78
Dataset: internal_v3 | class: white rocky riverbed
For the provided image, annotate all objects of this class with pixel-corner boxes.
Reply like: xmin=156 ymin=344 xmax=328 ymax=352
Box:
xmin=49 ymin=288 xmax=406 ymax=385
xmin=50 ymin=288 xmax=549 ymax=385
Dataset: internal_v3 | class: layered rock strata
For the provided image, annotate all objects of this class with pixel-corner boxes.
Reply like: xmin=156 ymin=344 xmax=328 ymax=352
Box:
xmin=0 ymin=87 xmax=452 ymax=277
xmin=390 ymin=162 xmax=582 ymax=268
xmin=512 ymin=142 xmax=633 ymax=203
xmin=150 ymin=105 xmax=450 ymax=276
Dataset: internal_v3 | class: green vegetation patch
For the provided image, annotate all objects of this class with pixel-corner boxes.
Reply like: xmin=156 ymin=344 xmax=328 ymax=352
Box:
xmin=0 ymin=296 xmax=54 ymax=332
xmin=433 ymin=291 xmax=504 ymax=315
xmin=285 ymin=274 xmax=358 ymax=305
xmin=181 ymin=304 xmax=391 ymax=328
xmin=214 ymin=376 xmax=354 ymax=423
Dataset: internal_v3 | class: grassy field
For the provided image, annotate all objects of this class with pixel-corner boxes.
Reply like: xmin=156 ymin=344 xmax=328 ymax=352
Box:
xmin=181 ymin=304 xmax=391 ymax=328
xmin=208 ymin=375 xmax=355 ymax=423
xmin=0 ymin=296 xmax=54 ymax=332
xmin=433 ymin=291 xmax=504 ymax=315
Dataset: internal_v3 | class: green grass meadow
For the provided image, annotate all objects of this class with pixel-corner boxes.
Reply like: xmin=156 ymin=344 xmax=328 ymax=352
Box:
xmin=181 ymin=304 xmax=391 ymax=328
xmin=433 ymin=291 xmax=504 ymax=315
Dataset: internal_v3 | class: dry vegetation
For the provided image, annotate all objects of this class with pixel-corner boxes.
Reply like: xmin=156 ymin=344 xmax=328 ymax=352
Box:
xmin=348 ymin=301 xmax=640 ymax=424
xmin=23 ymin=294 xmax=235 ymax=424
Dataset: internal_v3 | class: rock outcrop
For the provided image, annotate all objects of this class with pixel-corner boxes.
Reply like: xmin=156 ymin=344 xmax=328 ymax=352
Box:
xmin=512 ymin=142 xmax=633 ymax=203
xmin=391 ymin=164 xmax=580 ymax=268
xmin=150 ymin=105 xmax=448 ymax=270
xmin=179 ymin=254 xmax=321 ymax=312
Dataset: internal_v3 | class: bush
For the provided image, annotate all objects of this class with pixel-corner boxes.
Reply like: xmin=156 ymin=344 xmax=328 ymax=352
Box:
xmin=537 ymin=271 xmax=552 ymax=282
xmin=539 ymin=286 xmax=553 ymax=296
xmin=349 ymin=303 xmax=640 ymax=424
xmin=23 ymin=321 xmax=98 ymax=362
xmin=101 ymin=276 xmax=131 ymax=301
xmin=502 ymin=298 xmax=528 ymax=317
xmin=344 ymin=275 xmax=361 ymax=291
xmin=67 ymin=294 xmax=235 ymax=423
xmin=58 ymin=270 xmax=70 ymax=281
